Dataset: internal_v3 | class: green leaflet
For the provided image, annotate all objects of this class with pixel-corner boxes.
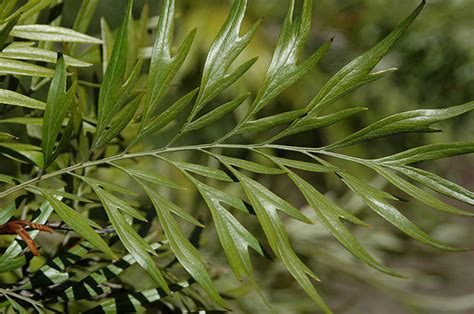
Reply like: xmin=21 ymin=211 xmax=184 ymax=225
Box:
xmin=0 ymin=174 xmax=16 ymax=184
xmin=94 ymin=94 xmax=141 ymax=148
xmin=268 ymin=156 xmax=340 ymax=173
xmin=26 ymin=187 xmax=92 ymax=203
xmin=248 ymin=0 xmax=331 ymax=116
xmin=237 ymin=109 xmax=305 ymax=134
xmin=183 ymin=94 xmax=249 ymax=134
xmin=0 ymin=89 xmax=45 ymax=109
xmin=190 ymin=182 xmax=249 ymax=213
xmin=10 ymin=24 xmax=102 ymax=43
xmin=95 ymin=0 xmax=139 ymax=144
xmin=0 ymin=202 xmax=16 ymax=224
xmin=141 ymin=183 xmax=226 ymax=308
xmin=122 ymin=172 xmax=201 ymax=226
xmin=192 ymin=0 xmax=260 ymax=116
xmin=330 ymin=101 xmax=474 ymax=148
xmin=340 ymin=172 xmax=462 ymax=252
xmin=306 ymin=2 xmax=424 ymax=116
xmin=147 ymin=193 xmax=204 ymax=227
xmin=277 ymin=107 xmax=368 ymax=140
xmin=85 ymin=182 xmax=147 ymax=222
xmin=78 ymin=176 xmax=137 ymax=196
xmin=0 ymin=45 xmax=92 ymax=67
xmin=40 ymin=189 xmax=116 ymax=258
xmin=0 ymin=57 xmax=54 ymax=77
xmin=226 ymin=170 xmax=312 ymax=223
xmin=0 ymin=131 xmax=17 ymax=141
xmin=89 ymin=182 xmax=170 ymax=293
xmin=100 ymin=17 xmax=113 ymax=74
xmin=0 ymin=142 xmax=44 ymax=167
xmin=173 ymin=160 xmax=234 ymax=182
xmin=4 ymin=0 xmax=50 ymax=25
xmin=115 ymin=166 xmax=185 ymax=190
xmin=217 ymin=154 xmax=286 ymax=175
xmin=0 ymin=1 xmax=472 ymax=312
xmin=142 ymin=88 xmax=198 ymax=136
xmin=391 ymin=165 xmax=474 ymax=206
xmin=193 ymin=178 xmax=263 ymax=281
xmin=42 ymin=54 xmax=75 ymax=168
xmin=138 ymin=0 xmax=196 ymax=137
xmin=370 ymin=165 xmax=474 ymax=216
xmin=2 ymin=294 xmax=28 ymax=313
xmin=288 ymin=171 xmax=400 ymax=277
xmin=234 ymin=169 xmax=332 ymax=314
xmin=376 ymin=142 xmax=474 ymax=165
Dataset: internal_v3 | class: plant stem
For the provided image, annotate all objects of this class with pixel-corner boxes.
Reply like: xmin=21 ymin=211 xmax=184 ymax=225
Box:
xmin=0 ymin=143 xmax=348 ymax=199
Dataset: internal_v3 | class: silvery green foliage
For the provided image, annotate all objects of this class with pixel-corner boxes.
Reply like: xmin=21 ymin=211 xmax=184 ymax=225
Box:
xmin=0 ymin=0 xmax=472 ymax=312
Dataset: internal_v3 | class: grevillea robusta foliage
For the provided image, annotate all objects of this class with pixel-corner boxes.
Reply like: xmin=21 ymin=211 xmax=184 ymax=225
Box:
xmin=0 ymin=0 xmax=472 ymax=312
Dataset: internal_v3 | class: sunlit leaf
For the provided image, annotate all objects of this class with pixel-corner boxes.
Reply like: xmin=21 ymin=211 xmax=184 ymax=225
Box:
xmin=247 ymin=0 xmax=331 ymax=116
xmin=138 ymin=0 xmax=196 ymax=137
xmin=0 ymin=89 xmax=45 ymax=110
xmin=0 ymin=45 xmax=92 ymax=67
xmin=192 ymin=0 xmax=260 ymax=116
xmin=0 ymin=57 xmax=54 ymax=77
xmin=377 ymin=142 xmax=474 ymax=165
xmin=330 ymin=102 xmax=474 ymax=148
xmin=10 ymin=24 xmax=102 ymax=43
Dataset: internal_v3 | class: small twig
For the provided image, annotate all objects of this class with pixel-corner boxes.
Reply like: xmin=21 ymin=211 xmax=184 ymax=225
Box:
xmin=0 ymin=221 xmax=53 ymax=256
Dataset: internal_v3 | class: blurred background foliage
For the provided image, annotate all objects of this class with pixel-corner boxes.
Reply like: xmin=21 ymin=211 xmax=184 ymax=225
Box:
xmin=1 ymin=0 xmax=473 ymax=312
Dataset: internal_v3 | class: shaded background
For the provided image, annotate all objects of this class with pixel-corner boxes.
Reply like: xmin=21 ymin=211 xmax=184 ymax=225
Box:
xmin=5 ymin=0 xmax=474 ymax=312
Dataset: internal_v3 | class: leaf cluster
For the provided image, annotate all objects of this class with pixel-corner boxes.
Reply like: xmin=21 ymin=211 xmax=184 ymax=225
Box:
xmin=0 ymin=0 xmax=472 ymax=312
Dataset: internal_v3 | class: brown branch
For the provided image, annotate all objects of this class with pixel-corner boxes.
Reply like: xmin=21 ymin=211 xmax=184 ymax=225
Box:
xmin=0 ymin=220 xmax=53 ymax=256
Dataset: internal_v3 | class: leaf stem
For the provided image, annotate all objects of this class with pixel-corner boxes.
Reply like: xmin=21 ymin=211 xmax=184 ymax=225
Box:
xmin=0 ymin=143 xmax=354 ymax=199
